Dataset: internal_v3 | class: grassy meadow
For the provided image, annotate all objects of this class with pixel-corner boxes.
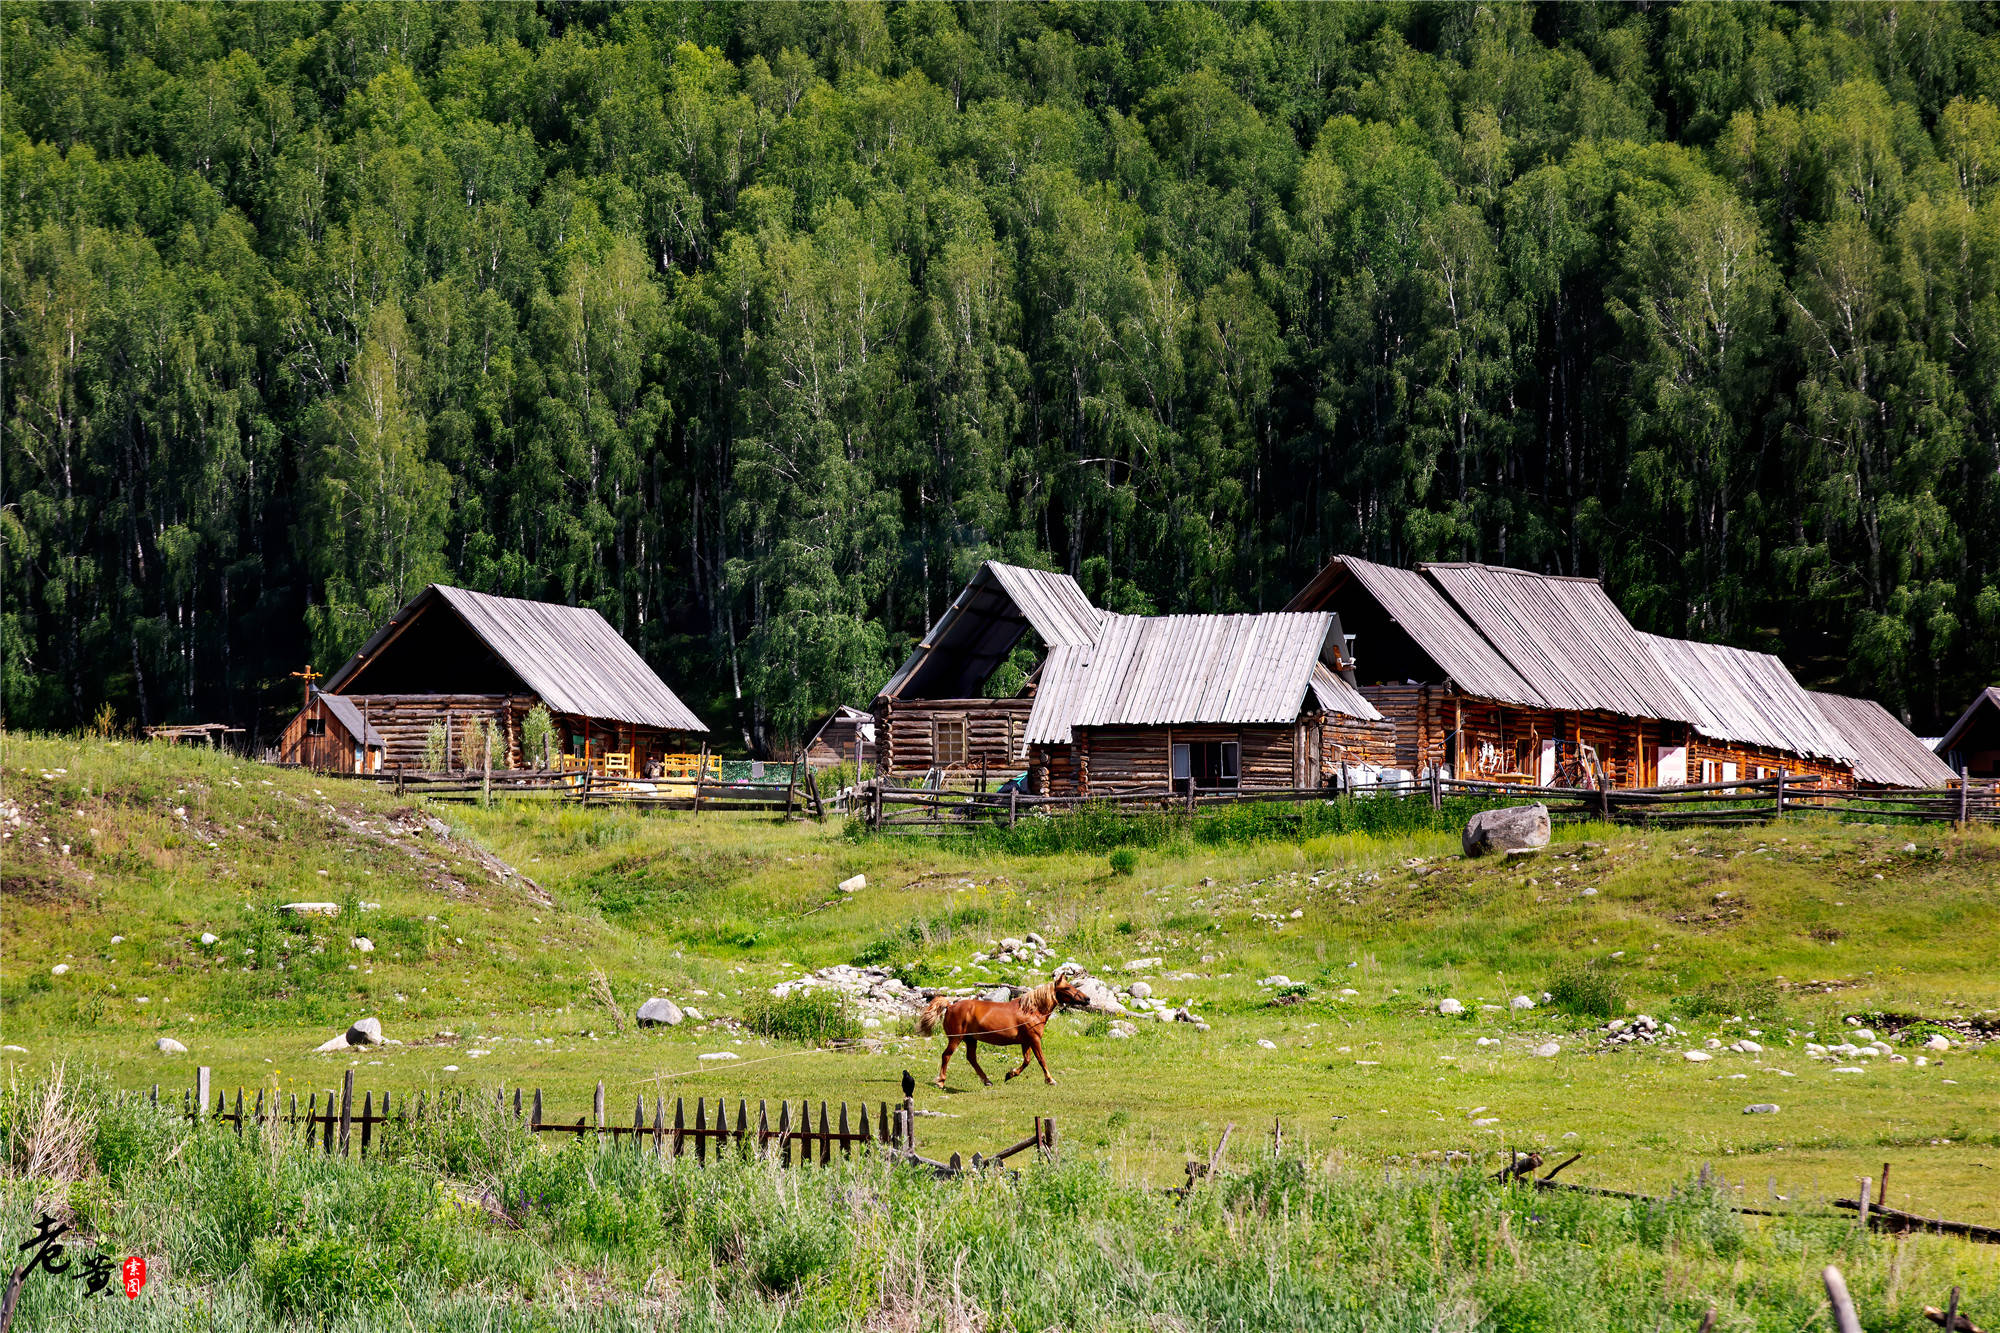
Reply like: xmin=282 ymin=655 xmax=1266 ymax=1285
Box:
xmin=3 ymin=732 xmax=1997 ymax=1328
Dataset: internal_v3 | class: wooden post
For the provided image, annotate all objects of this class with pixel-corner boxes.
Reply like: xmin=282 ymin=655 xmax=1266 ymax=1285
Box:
xmin=594 ymin=1080 xmax=606 ymax=1131
xmin=1009 ymin=788 xmax=1018 ymax=828
xmin=339 ymin=1069 xmax=354 ymax=1156
xmin=785 ymin=750 xmax=800 ymax=818
xmin=1429 ymin=765 xmax=1442 ymax=812
xmin=483 ymin=728 xmax=492 ymax=809
xmin=1856 ymin=1176 xmax=1872 ymax=1233
xmin=196 ymin=1067 xmax=211 ymax=1119
xmin=1822 ymin=1266 xmax=1864 ymax=1333
xmin=531 ymin=1088 xmax=542 ymax=1130
xmin=693 ymin=742 xmax=709 ymax=815
xmin=1774 ymin=769 xmax=1786 ymax=817
xmin=1958 ymin=779 xmax=1970 ymax=828
xmin=361 ymin=1092 xmax=373 ymax=1156
xmin=445 ymin=711 xmax=454 ymax=775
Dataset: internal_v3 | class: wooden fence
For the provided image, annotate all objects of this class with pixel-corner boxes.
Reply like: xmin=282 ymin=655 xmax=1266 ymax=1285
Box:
xmin=161 ymin=1069 xmax=1050 ymax=1176
xmin=863 ymin=772 xmax=2000 ymax=834
xmin=349 ymin=763 xmax=829 ymax=819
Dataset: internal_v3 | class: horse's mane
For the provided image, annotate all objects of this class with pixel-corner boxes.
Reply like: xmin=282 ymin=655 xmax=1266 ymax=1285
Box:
xmin=1021 ymin=981 xmax=1058 ymax=1015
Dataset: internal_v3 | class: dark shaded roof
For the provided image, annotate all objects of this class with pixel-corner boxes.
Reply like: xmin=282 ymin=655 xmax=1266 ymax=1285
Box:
xmin=1935 ymin=686 xmax=2000 ymax=756
xmin=1025 ymin=612 xmax=1381 ymax=745
xmin=1640 ymin=635 xmax=1852 ymax=761
xmin=325 ymin=585 xmax=708 ymax=732
xmin=1421 ymin=563 xmax=1703 ymax=723
xmin=1288 ymin=556 xmax=1542 ymax=707
xmin=315 ymin=690 xmax=384 ymax=748
xmin=877 ymin=562 xmax=1101 ymax=702
xmin=1810 ymin=691 xmax=1959 ymax=788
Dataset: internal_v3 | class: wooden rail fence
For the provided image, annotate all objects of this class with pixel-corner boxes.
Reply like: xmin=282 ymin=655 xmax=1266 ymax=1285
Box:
xmin=160 ymin=1069 xmax=1049 ymax=1176
xmin=863 ymin=773 xmax=1999 ymax=835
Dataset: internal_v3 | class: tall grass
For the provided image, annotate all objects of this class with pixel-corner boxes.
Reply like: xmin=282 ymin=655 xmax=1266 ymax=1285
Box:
xmin=970 ymin=794 xmax=1495 ymax=855
xmin=1 ymin=1063 xmax=1984 ymax=1332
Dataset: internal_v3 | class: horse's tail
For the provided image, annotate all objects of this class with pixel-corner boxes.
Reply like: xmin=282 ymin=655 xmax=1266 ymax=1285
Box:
xmin=914 ymin=995 xmax=950 ymax=1037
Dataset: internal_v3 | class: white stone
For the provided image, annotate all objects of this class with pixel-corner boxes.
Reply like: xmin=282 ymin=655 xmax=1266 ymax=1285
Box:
xmin=1579 ymin=887 xmax=1598 ymax=897
xmin=1472 ymin=1117 xmax=1500 ymax=1126
xmin=1833 ymin=1066 xmax=1865 ymax=1074
xmin=1925 ymin=1033 xmax=1951 ymax=1051
xmin=682 ymin=1007 xmax=704 ymax=1022
xmin=1462 ymin=804 xmax=1551 ymax=858
xmin=1475 ymin=1037 xmax=1498 ymax=1047
xmin=1684 ymin=1050 xmax=1713 ymax=1062
xmin=2 ymin=1045 xmax=25 ymax=1054
xmin=1743 ymin=1103 xmax=1780 ymax=1114
xmin=636 ymin=998 xmax=684 ymax=1027
xmin=156 ymin=1037 xmax=188 ymax=1055
xmin=351 ymin=937 xmax=374 ymax=953
xmin=861 ymin=1017 xmax=881 ymax=1029
xmin=1257 ymin=1039 xmax=1278 ymax=1049
xmin=697 ymin=1052 xmax=738 ymax=1061
xmin=1124 ymin=958 xmax=1163 ymax=972
xmin=1852 ymin=1028 xmax=1876 ymax=1043
xmin=1437 ymin=998 xmax=1465 ymax=1016
xmin=1127 ymin=981 xmax=1153 ymax=999
xmin=347 ymin=1017 xmax=383 ymax=1046
xmin=1510 ymin=996 xmax=1536 ymax=1011
xmin=1258 ymin=975 xmax=1292 ymax=987
xmin=279 ymin=902 xmax=340 ymax=917
xmin=1531 ymin=1042 xmax=1560 ymax=1058
xmin=199 ymin=933 xmax=218 ymax=945
xmin=109 ymin=936 xmax=123 ymax=944
xmin=1706 ymin=1038 xmax=1723 ymax=1049
xmin=50 ymin=964 xmax=68 ymax=975
xmin=838 ymin=874 xmax=866 ymax=893
xmin=1737 ymin=1039 xmax=1762 ymax=1053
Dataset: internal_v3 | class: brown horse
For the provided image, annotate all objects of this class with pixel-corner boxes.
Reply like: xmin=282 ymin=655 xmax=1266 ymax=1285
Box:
xmin=914 ymin=976 xmax=1092 ymax=1088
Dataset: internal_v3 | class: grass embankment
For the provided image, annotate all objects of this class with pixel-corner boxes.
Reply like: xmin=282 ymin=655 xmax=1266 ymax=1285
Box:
xmin=4 ymin=732 xmax=1999 ymax=1234
xmin=3 ymin=1065 xmax=1993 ymax=1332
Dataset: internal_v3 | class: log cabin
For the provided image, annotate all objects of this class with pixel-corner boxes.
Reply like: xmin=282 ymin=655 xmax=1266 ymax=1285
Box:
xmin=1283 ymin=555 xmax=1877 ymax=788
xmin=275 ymin=689 xmax=386 ymax=773
xmin=803 ymin=705 xmax=876 ymax=770
xmin=1021 ymin=611 xmax=1394 ymax=796
xmin=286 ymin=584 xmax=708 ymax=773
xmin=872 ymin=562 xmax=1102 ymax=779
xmin=1933 ymin=687 xmax=2000 ymax=780
xmin=1813 ymin=691 xmax=1963 ymax=789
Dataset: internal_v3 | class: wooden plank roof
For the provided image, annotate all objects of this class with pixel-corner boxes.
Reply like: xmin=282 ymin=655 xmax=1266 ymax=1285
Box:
xmin=1935 ymin=686 xmax=2000 ymax=757
xmin=1328 ymin=557 xmax=1544 ymax=707
xmin=1639 ymin=634 xmax=1853 ymax=762
xmin=1421 ymin=562 xmax=1703 ymax=724
xmin=315 ymin=690 xmax=384 ymax=748
xmin=1024 ymin=612 xmax=1381 ymax=745
xmin=326 ymin=585 xmax=708 ymax=732
xmin=876 ymin=561 xmax=1101 ymax=702
xmin=1809 ymin=691 xmax=1959 ymax=788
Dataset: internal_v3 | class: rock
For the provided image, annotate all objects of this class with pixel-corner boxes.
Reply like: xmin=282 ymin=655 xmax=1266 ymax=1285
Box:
xmin=50 ymin=964 xmax=69 ymax=976
xmin=1462 ymin=804 xmax=1552 ymax=858
xmin=313 ymin=1034 xmax=352 ymax=1053
xmin=1705 ymin=1038 xmax=1723 ymax=1049
xmin=1579 ymin=887 xmax=1598 ymax=896
xmin=1437 ymin=998 xmax=1465 ymax=1016
xmin=1510 ymin=995 xmax=1536 ymax=1011
xmin=351 ymin=937 xmax=374 ymax=953
xmin=109 ymin=936 xmax=124 ymax=944
xmin=1532 ymin=1042 xmax=1560 ymax=1058
xmin=1737 ymin=1039 xmax=1762 ymax=1053
xmin=838 ymin=874 xmax=866 ymax=893
xmin=1340 ymin=988 xmax=1359 ymax=997
xmin=636 ymin=998 xmax=684 ymax=1027
xmin=696 ymin=1052 xmax=738 ymax=1061
xmin=279 ymin=902 xmax=341 ymax=917
xmin=1833 ymin=1066 xmax=1865 ymax=1074
xmin=1257 ymin=975 xmax=1292 ymax=988
xmin=682 ymin=1007 xmax=704 ymax=1022
xmin=1475 ymin=1037 xmax=1497 ymax=1047
xmin=1124 ymin=957 xmax=1163 ymax=972
xmin=1 ymin=1045 xmax=25 ymax=1054
xmin=347 ymin=1017 xmax=384 ymax=1046
xmin=1925 ymin=1033 xmax=1951 ymax=1051
xmin=1257 ymin=1039 xmax=1278 ymax=1049
xmin=1108 ymin=1021 xmax=1137 ymax=1039
xmin=156 ymin=1037 xmax=188 ymax=1055
xmin=199 ymin=932 xmax=219 ymax=945
xmin=1684 ymin=1050 xmax=1713 ymax=1062
xmin=1127 ymin=981 xmax=1153 ymax=999
xmin=1851 ymin=1028 xmax=1876 ymax=1043
xmin=1743 ymin=1103 xmax=1780 ymax=1115
xmin=982 ymin=986 xmax=1015 ymax=1002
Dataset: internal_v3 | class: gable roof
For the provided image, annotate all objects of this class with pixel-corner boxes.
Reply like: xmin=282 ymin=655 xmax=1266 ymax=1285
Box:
xmin=1291 ymin=556 xmax=1543 ymax=707
xmin=1810 ymin=691 xmax=1959 ymax=788
xmin=1024 ymin=612 xmax=1381 ymax=745
xmin=315 ymin=689 xmax=384 ymax=748
xmin=877 ymin=561 xmax=1101 ymax=702
xmin=1421 ymin=562 xmax=1703 ymax=723
xmin=1935 ymin=686 xmax=2000 ymax=756
xmin=1639 ymin=634 xmax=1853 ymax=761
xmin=326 ymin=585 xmax=708 ymax=732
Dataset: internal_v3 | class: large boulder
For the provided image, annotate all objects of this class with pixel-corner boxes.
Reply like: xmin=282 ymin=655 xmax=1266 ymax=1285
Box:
xmin=636 ymin=998 xmax=684 ymax=1028
xmin=1462 ymin=804 xmax=1551 ymax=858
xmin=1052 ymin=965 xmax=1127 ymax=1015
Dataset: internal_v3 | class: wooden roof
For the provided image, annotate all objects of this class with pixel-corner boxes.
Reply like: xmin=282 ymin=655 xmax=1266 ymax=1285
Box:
xmin=1809 ymin=691 xmax=1959 ymax=788
xmin=877 ymin=561 xmax=1101 ymax=702
xmin=1935 ymin=686 xmax=2000 ymax=757
xmin=1298 ymin=556 xmax=1543 ymax=707
xmin=1024 ymin=612 xmax=1381 ymax=745
xmin=315 ymin=690 xmax=385 ymax=747
xmin=1421 ymin=562 xmax=1703 ymax=724
xmin=1639 ymin=635 xmax=1852 ymax=761
xmin=325 ymin=585 xmax=708 ymax=732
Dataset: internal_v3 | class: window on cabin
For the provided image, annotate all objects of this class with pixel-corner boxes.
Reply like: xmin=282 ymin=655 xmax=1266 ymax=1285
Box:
xmin=305 ymin=717 xmax=326 ymax=737
xmin=1172 ymin=741 xmax=1239 ymax=793
xmin=934 ymin=718 xmax=966 ymax=768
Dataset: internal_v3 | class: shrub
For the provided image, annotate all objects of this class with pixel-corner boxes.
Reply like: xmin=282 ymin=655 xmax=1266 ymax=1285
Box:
xmin=423 ymin=721 xmax=448 ymax=771
xmin=1676 ymin=979 xmax=1780 ymax=1020
xmin=252 ymin=1235 xmax=397 ymax=1318
xmin=1108 ymin=848 xmax=1139 ymax=876
xmin=1547 ymin=963 xmax=1624 ymax=1018
xmin=519 ymin=704 xmax=556 ymax=770
xmin=746 ymin=990 xmax=859 ymax=1044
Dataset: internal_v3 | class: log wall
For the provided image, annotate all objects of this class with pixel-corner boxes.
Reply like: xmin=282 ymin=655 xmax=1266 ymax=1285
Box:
xmin=1687 ymin=736 xmax=1851 ymax=788
xmin=275 ymin=695 xmax=376 ymax=773
xmin=340 ymin=694 xmax=532 ymax=771
xmin=880 ymin=697 xmax=1033 ymax=776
